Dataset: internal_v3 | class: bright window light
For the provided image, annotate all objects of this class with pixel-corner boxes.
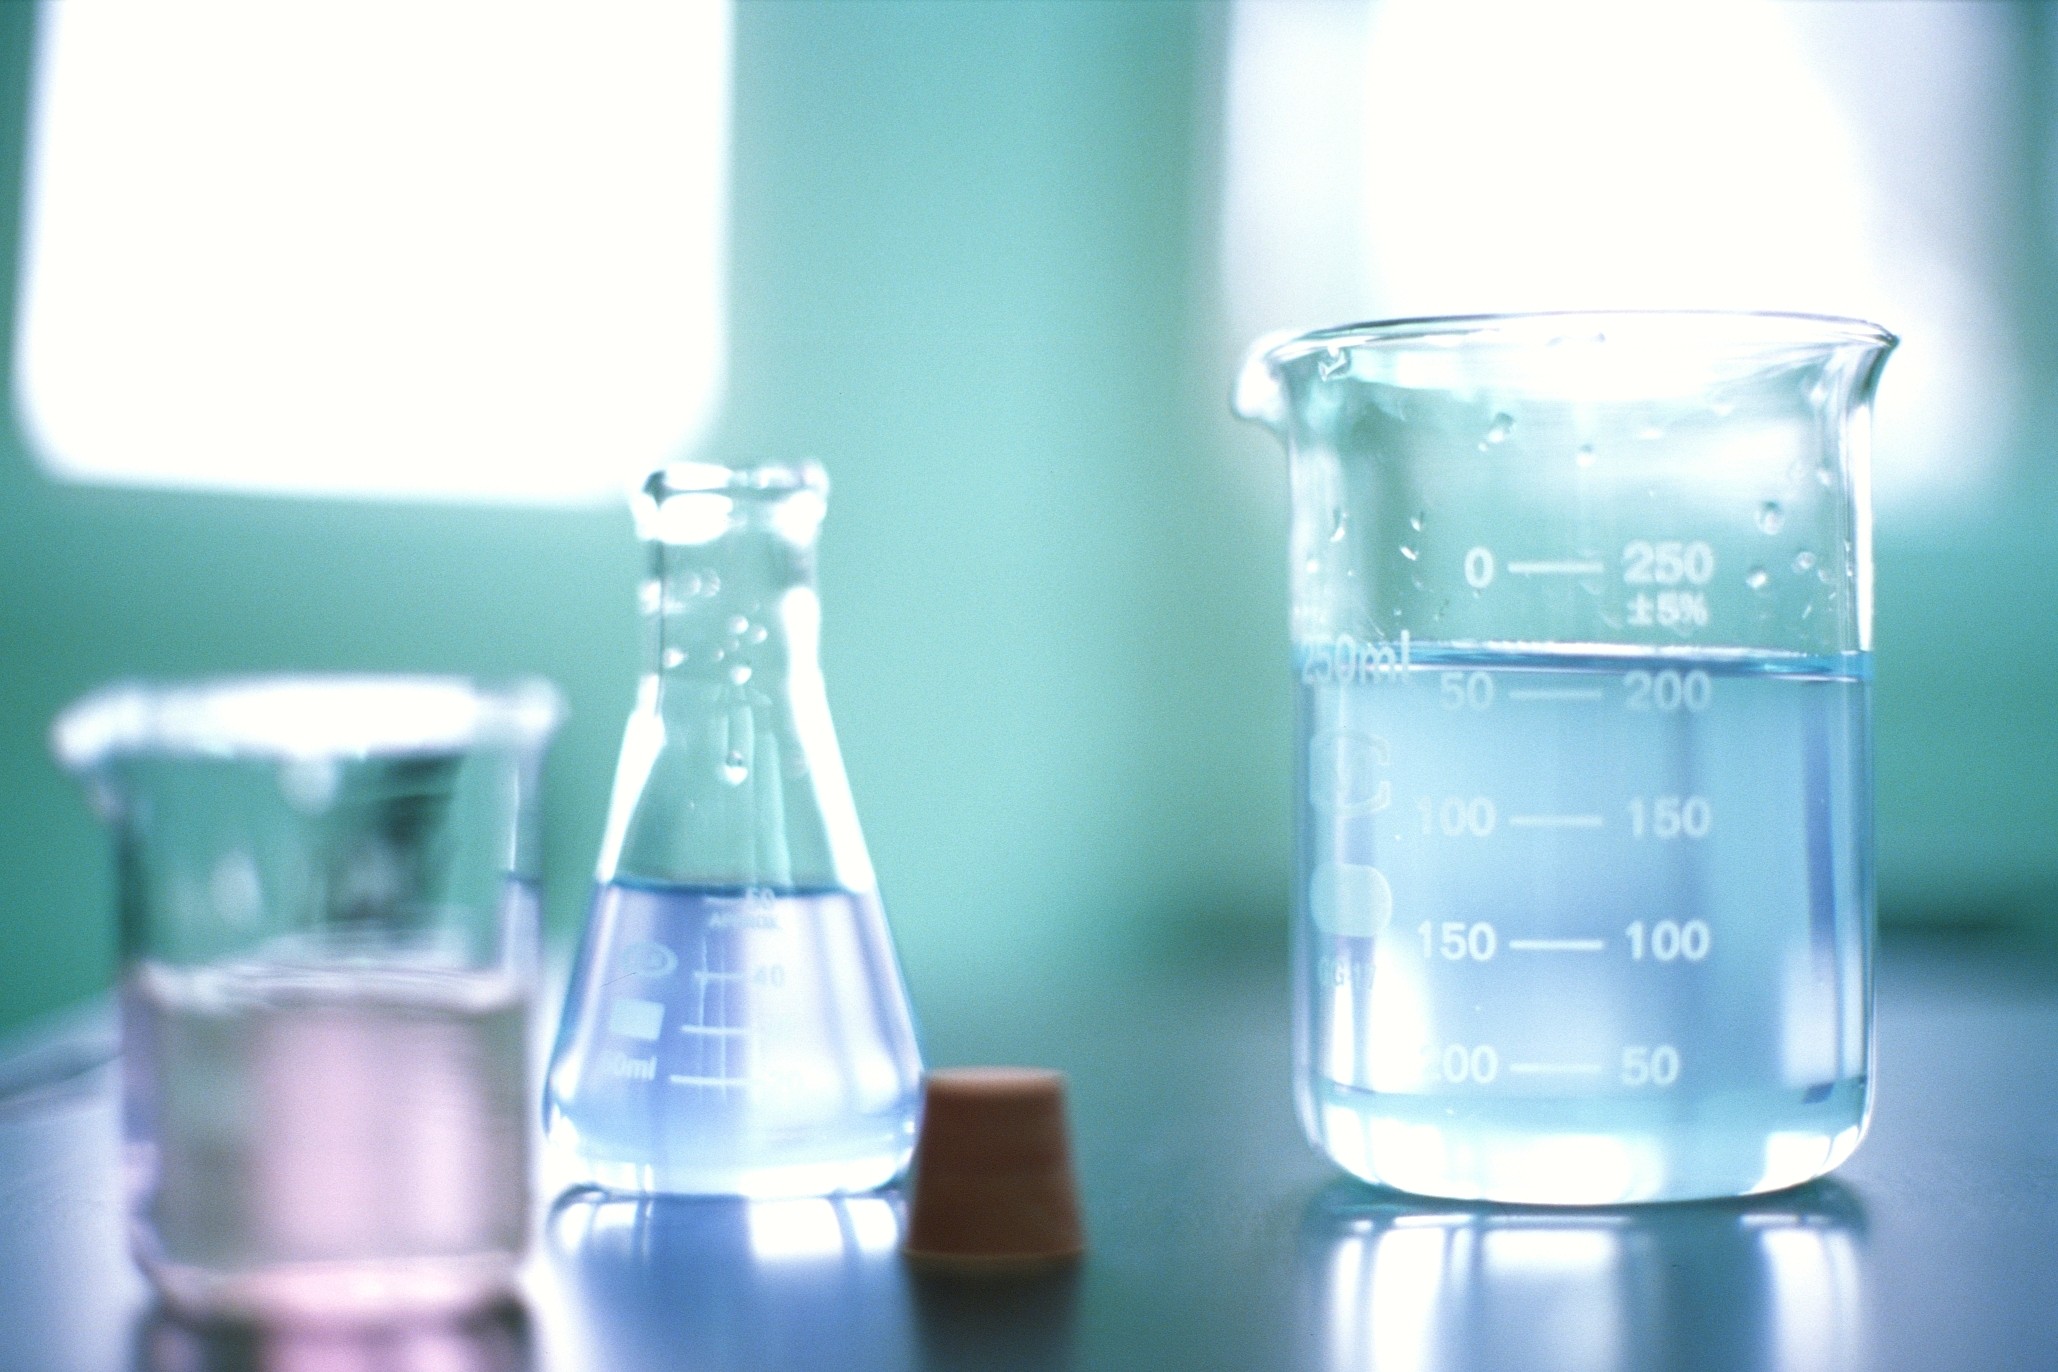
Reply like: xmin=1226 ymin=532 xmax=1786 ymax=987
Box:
xmin=1222 ymin=0 xmax=2017 ymax=510
xmin=14 ymin=1 xmax=730 ymax=503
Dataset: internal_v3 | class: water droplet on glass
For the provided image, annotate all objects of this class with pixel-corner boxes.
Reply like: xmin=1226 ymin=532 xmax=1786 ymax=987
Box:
xmin=1399 ymin=545 xmax=1419 ymax=562
xmin=1409 ymin=512 xmax=1425 ymax=532
xmin=1575 ymin=444 xmax=1597 ymax=469
xmin=700 ymin=573 xmax=722 ymax=596
xmin=1318 ymin=348 xmax=1349 ymax=380
xmin=638 ymin=580 xmax=663 ymax=614
xmin=1815 ymin=467 xmax=1834 ymax=488
xmin=747 ymin=625 xmax=769 ymax=644
xmin=1484 ymin=414 xmax=1515 ymax=444
xmin=728 ymin=665 xmax=753 ymax=686
xmin=1303 ymin=556 xmax=1321 ymax=576
xmin=1330 ymin=509 xmax=1349 ymax=543
xmin=1745 ymin=567 xmax=1770 ymax=591
xmin=1818 ymin=567 xmax=1834 ymax=584
xmin=1756 ymin=502 xmax=1784 ymax=535
xmin=725 ymin=614 xmax=749 ymax=636
xmin=662 ymin=648 xmax=686 ymax=669
xmin=1793 ymin=550 xmax=1816 ymax=573
xmin=722 ymin=752 xmax=749 ymax=785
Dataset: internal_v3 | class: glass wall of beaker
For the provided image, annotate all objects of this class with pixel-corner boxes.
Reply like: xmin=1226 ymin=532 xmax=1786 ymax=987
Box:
xmin=53 ymin=675 xmax=561 ymax=1318
xmin=1235 ymin=311 xmax=1894 ymax=1203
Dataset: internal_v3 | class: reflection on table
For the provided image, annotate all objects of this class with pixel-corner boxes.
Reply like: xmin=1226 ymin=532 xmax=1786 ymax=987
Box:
xmin=138 ymin=1301 xmax=532 ymax=1372
xmin=1300 ymin=1179 xmax=1866 ymax=1372
xmin=537 ymin=1189 xmax=1078 ymax=1372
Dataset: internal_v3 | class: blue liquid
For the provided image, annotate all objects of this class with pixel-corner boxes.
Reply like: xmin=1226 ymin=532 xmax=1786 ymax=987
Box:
xmin=544 ymin=882 xmax=922 ymax=1197
xmin=1296 ymin=645 xmax=1872 ymax=1202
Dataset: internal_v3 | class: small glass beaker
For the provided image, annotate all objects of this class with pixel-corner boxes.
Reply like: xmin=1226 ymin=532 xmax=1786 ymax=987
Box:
xmin=54 ymin=675 xmax=561 ymax=1318
xmin=1235 ymin=311 xmax=1894 ymax=1203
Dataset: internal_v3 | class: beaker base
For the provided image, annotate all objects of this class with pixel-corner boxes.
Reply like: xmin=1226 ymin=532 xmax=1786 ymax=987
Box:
xmin=139 ymin=1249 xmax=523 ymax=1323
xmin=543 ymin=1142 xmax=911 ymax=1200
xmin=1306 ymin=1075 xmax=1869 ymax=1204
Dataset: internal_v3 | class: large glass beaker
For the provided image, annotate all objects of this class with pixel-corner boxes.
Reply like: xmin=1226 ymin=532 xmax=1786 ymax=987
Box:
xmin=1235 ymin=312 xmax=1894 ymax=1203
xmin=544 ymin=461 xmax=922 ymax=1197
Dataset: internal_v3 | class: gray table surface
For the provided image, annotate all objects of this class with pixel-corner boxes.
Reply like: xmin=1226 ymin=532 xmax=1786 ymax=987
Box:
xmin=2 ymin=930 xmax=2054 ymax=1372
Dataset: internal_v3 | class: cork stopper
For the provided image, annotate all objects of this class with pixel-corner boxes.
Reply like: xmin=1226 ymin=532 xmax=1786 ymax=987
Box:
xmin=903 ymin=1068 xmax=1085 ymax=1268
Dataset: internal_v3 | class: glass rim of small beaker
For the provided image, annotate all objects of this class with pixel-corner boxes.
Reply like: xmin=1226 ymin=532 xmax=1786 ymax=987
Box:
xmin=50 ymin=672 xmax=563 ymax=770
xmin=1249 ymin=308 xmax=1898 ymax=372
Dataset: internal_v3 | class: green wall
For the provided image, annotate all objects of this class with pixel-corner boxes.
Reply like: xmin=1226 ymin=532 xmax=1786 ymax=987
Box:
xmin=3 ymin=1 xmax=2055 ymax=1035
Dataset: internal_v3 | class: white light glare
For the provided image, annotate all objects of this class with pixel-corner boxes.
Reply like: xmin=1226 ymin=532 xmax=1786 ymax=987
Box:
xmin=14 ymin=0 xmax=731 ymax=503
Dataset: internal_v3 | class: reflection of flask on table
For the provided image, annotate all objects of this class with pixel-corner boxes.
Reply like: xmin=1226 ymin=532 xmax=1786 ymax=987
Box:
xmin=545 ymin=462 xmax=923 ymax=1197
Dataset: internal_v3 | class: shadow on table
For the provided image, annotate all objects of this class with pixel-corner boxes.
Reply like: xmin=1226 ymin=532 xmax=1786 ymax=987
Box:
xmin=1299 ymin=1178 xmax=1869 ymax=1372
xmin=541 ymin=1190 xmax=1078 ymax=1372
xmin=135 ymin=1300 xmax=533 ymax=1371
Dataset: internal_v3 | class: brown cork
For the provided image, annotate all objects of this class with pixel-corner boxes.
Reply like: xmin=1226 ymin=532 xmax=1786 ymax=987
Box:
xmin=902 ymin=1068 xmax=1085 ymax=1268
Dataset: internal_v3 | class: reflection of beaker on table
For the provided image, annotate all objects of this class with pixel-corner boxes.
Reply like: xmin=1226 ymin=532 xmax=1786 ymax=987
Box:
xmin=1299 ymin=1178 xmax=1868 ymax=1372
xmin=139 ymin=1301 xmax=533 ymax=1372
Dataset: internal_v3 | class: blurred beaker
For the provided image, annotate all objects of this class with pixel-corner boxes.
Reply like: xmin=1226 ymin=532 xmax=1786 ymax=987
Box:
xmin=55 ymin=676 xmax=561 ymax=1320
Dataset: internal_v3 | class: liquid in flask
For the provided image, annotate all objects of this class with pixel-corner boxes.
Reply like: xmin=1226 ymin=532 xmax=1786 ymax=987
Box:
xmin=545 ymin=462 xmax=923 ymax=1197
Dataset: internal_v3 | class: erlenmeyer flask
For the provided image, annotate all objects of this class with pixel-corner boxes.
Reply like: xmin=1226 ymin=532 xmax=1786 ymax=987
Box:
xmin=544 ymin=461 xmax=922 ymax=1197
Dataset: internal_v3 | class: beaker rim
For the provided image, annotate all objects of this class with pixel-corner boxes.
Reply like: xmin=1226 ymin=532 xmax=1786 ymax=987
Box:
xmin=1250 ymin=309 xmax=1897 ymax=369
xmin=51 ymin=674 xmax=564 ymax=769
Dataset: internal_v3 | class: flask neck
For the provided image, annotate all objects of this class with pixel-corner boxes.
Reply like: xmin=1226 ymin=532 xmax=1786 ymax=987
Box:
xmin=596 ymin=465 xmax=873 ymax=894
xmin=644 ymin=529 xmax=819 ymax=698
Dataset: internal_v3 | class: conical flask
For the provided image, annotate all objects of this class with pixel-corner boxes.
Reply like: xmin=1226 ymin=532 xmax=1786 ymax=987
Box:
xmin=544 ymin=461 xmax=923 ymax=1196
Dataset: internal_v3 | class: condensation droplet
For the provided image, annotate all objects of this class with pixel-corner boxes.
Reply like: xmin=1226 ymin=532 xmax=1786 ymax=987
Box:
xmin=1815 ymin=467 xmax=1834 ymax=488
xmin=1483 ymin=414 xmax=1515 ymax=445
xmin=1409 ymin=512 xmax=1424 ymax=532
xmin=1330 ymin=509 xmax=1349 ymax=543
xmin=1399 ymin=545 xmax=1419 ymax=562
xmin=1575 ymin=444 xmax=1596 ymax=469
xmin=662 ymin=648 xmax=686 ymax=669
xmin=747 ymin=625 xmax=769 ymax=644
xmin=1318 ymin=348 xmax=1349 ymax=380
xmin=1745 ymin=567 xmax=1770 ymax=591
xmin=1793 ymin=550 xmax=1816 ymax=573
xmin=1303 ymin=556 xmax=1321 ymax=576
xmin=728 ymin=664 xmax=753 ymax=686
xmin=722 ymin=752 xmax=749 ymax=785
xmin=638 ymin=580 xmax=663 ymax=615
xmin=1756 ymin=502 xmax=1784 ymax=535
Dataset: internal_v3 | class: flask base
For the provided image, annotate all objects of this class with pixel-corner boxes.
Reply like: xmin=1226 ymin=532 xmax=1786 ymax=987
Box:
xmin=1306 ymin=1076 xmax=1869 ymax=1204
xmin=544 ymin=1144 xmax=911 ymax=1200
